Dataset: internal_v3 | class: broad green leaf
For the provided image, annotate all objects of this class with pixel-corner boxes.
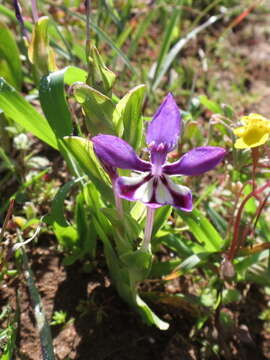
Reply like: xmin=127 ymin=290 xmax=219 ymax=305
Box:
xmin=28 ymin=16 xmax=57 ymax=78
xmin=73 ymin=83 xmax=115 ymax=135
xmin=92 ymin=216 xmax=122 ymax=279
xmin=63 ymin=136 xmax=113 ymax=202
xmin=86 ymin=43 xmax=116 ymax=97
xmin=45 ymin=180 xmax=77 ymax=227
xmin=39 ymin=67 xmax=86 ymax=138
xmin=45 ymin=180 xmax=78 ymax=249
xmin=75 ymin=190 xmax=97 ymax=259
xmin=130 ymin=201 xmax=146 ymax=223
xmin=177 ymin=208 xmax=224 ymax=252
xmin=120 ymin=250 xmax=152 ymax=282
xmin=199 ymin=95 xmax=223 ymax=114
xmin=222 ymin=289 xmax=241 ymax=305
xmin=113 ymin=84 xmax=146 ymax=150
xmin=150 ymin=259 xmax=181 ymax=277
xmin=83 ymin=182 xmax=111 ymax=233
xmin=102 ymin=208 xmax=140 ymax=246
xmin=0 ymin=78 xmax=58 ymax=149
xmin=0 ymin=22 xmax=22 ymax=89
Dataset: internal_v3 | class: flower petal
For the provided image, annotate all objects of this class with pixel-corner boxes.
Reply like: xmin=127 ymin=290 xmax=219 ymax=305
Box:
xmin=92 ymin=135 xmax=151 ymax=172
xmin=116 ymin=174 xmax=192 ymax=211
xmin=163 ymin=146 xmax=226 ymax=176
xmin=116 ymin=174 xmax=154 ymax=202
xmin=146 ymin=93 xmax=182 ymax=153
xmin=235 ymin=133 xmax=269 ymax=149
xmin=160 ymin=176 xmax=193 ymax=211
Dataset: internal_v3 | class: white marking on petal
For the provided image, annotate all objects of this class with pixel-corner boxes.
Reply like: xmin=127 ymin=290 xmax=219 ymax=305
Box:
xmin=119 ymin=173 xmax=148 ymax=186
xmin=134 ymin=178 xmax=154 ymax=203
xmin=165 ymin=175 xmax=190 ymax=195
xmin=156 ymin=179 xmax=173 ymax=204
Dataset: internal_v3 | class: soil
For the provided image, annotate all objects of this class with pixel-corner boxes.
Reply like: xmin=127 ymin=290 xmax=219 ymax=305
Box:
xmin=1 ymin=236 xmax=269 ymax=360
xmin=2 ymin=5 xmax=270 ymax=360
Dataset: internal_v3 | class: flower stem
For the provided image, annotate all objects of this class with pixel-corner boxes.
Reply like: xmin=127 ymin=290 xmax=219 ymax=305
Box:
xmin=227 ymin=180 xmax=270 ymax=261
xmin=141 ymin=207 xmax=155 ymax=251
xmin=112 ymin=180 xmax=123 ymax=217
xmin=251 ymin=147 xmax=260 ymax=191
xmin=31 ymin=0 xmax=38 ymax=23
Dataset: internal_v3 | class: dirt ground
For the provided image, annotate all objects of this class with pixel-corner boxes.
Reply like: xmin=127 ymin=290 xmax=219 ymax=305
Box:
xmin=2 ymin=8 xmax=270 ymax=360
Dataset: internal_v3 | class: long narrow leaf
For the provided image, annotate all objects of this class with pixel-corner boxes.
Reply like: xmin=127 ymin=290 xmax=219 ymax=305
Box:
xmin=150 ymin=9 xmax=181 ymax=86
xmin=151 ymin=15 xmax=222 ymax=90
xmin=58 ymin=6 xmax=136 ymax=74
xmin=177 ymin=208 xmax=224 ymax=252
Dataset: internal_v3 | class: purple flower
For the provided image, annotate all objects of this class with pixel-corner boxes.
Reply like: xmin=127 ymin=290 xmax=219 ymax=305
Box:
xmin=92 ymin=93 xmax=226 ymax=212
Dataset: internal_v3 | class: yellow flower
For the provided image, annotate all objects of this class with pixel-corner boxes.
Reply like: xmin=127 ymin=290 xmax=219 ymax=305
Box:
xmin=233 ymin=113 xmax=270 ymax=149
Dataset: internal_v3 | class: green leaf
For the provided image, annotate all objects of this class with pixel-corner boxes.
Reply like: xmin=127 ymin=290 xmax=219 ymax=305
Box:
xmin=102 ymin=208 xmax=140 ymax=248
xmin=135 ymin=295 xmax=169 ymax=330
xmin=206 ymin=205 xmax=227 ymax=237
xmin=73 ymin=83 xmax=115 ymax=134
xmin=153 ymin=233 xmax=192 ymax=258
xmin=39 ymin=67 xmax=87 ymax=138
xmin=0 ymin=22 xmax=22 ymax=89
xmin=75 ymin=190 xmax=97 ymax=259
xmin=0 ymin=78 xmax=58 ymax=149
xmin=86 ymin=43 xmax=116 ymax=97
xmin=199 ymin=95 xmax=223 ymax=114
xmin=63 ymin=136 xmax=113 ymax=202
xmin=177 ymin=208 xmax=224 ymax=252
xmin=59 ymin=6 xmax=136 ymax=74
xmin=28 ymin=16 xmax=57 ymax=77
xmin=45 ymin=180 xmax=78 ymax=249
xmin=92 ymin=216 xmax=122 ymax=280
xmin=150 ymin=10 xmax=181 ymax=86
xmin=150 ymin=259 xmax=181 ymax=278
xmin=113 ymin=84 xmax=146 ymax=150
xmin=152 ymin=205 xmax=172 ymax=238
xmin=120 ymin=250 xmax=153 ymax=282
xmin=151 ymin=15 xmax=221 ymax=91
xmin=176 ymin=252 xmax=210 ymax=272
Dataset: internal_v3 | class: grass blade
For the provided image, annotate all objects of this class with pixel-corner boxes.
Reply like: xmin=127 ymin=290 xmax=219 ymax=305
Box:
xmin=58 ymin=6 xmax=137 ymax=74
xmin=150 ymin=8 xmax=181 ymax=87
xmin=151 ymin=15 xmax=222 ymax=91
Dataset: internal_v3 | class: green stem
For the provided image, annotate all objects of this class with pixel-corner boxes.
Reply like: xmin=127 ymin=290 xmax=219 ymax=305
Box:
xmin=141 ymin=207 xmax=155 ymax=251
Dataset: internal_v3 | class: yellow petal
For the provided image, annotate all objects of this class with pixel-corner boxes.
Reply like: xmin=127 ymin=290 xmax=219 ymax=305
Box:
xmin=234 ymin=133 xmax=269 ymax=149
xmin=246 ymin=133 xmax=269 ymax=148
xmin=243 ymin=128 xmax=269 ymax=146
xmin=233 ymin=126 xmax=246 ymax=137
xmin=234 ymin=138 xmax=249 ymax=149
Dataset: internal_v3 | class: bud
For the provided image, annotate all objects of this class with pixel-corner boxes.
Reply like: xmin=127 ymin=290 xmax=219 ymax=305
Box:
xmin=220 ymin=257 xmax=235 ymax=279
